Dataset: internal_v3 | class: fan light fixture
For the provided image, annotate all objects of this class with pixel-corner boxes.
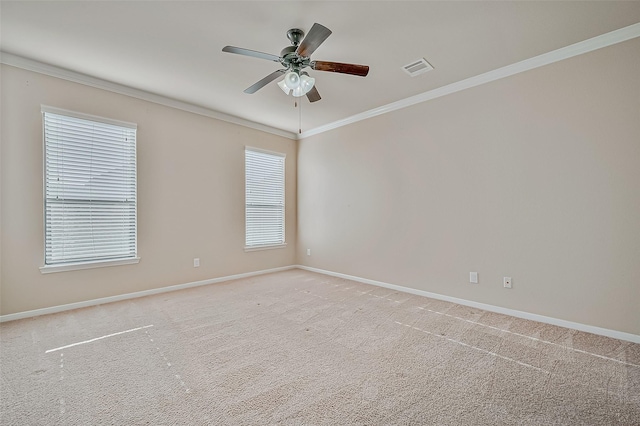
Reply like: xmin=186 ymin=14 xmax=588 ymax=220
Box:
xmin=278 ymin=71 xmax=315 ymax=97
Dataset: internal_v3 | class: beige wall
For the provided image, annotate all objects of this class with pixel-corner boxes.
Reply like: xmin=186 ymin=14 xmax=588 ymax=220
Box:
xmin=2 ymin=38 xmax=639 ymax=336
xmin=0 ymin=65 xmax=297 ymax=315
xmin=297 ymin=38 xmax=640 ymax=335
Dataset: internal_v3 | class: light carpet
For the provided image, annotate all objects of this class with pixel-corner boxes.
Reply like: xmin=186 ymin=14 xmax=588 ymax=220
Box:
xmin=1 ymin=269 xmax=639 ymax=425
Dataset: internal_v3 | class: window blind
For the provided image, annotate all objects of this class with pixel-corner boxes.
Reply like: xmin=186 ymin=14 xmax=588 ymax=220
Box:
xmin=43 ymin=108 xmax=137 ymax=265
xmin=245 ymin=148 xmax=285 ymax=247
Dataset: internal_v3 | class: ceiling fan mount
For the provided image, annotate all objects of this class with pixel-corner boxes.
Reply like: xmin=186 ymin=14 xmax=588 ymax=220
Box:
xmin=222 ymin=23 xmax=369 ymax=102
xmin=286 ymin=28 xmax=305 ymax=46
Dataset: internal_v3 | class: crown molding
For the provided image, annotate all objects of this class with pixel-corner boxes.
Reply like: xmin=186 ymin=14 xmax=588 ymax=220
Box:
xmin=0 ymin=51 xmax=298 ymax=140
xmin=299 ymin=22 xmax=640 ymax=139
xmin=2 ymin=22 xmax=639 ymax=141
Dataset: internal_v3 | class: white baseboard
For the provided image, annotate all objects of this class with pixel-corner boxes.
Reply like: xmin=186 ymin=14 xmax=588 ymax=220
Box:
xmin=0 ymin=265 xmax=296 ymax=323
xmin=3 ymin=264 xmax=638 ymax=344
xmin=296 ymin=265 xmax=640 ymax=344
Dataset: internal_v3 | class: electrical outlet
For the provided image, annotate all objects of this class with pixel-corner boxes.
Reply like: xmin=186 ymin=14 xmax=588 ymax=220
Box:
xmin=470 ymin=272 xmax=478 ymax=284
xmin=307 ymin=249 xmax=311 ymax=256
xmin=193 ymin=258 xmax=200 ymax=268
xmin=503 ymin=277 xmax=512 ymax=288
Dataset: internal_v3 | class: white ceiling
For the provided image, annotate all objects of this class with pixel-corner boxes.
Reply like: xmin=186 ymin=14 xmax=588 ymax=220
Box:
xmin=2 ymin=1 xmax=640 ymax=136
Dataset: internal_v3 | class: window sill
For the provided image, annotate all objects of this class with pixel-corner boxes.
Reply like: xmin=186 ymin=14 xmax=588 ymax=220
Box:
xmin=244 ymin=243 xmax=287 ymax=252
xmin=39 ymin=257 xmax=140 ymax=274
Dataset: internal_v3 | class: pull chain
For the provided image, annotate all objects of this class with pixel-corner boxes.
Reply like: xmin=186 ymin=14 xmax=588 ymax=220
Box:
xmin=298 ymin=97 xmax=302 ymax=134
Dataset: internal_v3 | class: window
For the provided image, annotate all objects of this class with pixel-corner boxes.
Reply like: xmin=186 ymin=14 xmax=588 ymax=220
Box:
xmin=245 ymin=147 xmax=285 ymax=250
xmin=41 ymin=106 xmax=138 ymax=272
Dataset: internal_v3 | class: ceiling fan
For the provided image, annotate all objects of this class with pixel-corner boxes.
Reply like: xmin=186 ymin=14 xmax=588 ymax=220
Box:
xmin=222 ymin=23 xmax=369 ymax=103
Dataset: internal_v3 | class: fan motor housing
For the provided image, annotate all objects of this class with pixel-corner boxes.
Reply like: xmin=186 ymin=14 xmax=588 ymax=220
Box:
xmin=280 ymin=45 xmax=310 ymax=70
xmin=280 ymin=45 xmax=297 ymax=57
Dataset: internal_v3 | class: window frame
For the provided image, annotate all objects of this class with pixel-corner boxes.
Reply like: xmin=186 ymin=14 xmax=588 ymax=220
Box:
xmin=39 ymin=105 xmax=140 ymax=274
xmin=244 ymin=146 xmax=287 ymax=252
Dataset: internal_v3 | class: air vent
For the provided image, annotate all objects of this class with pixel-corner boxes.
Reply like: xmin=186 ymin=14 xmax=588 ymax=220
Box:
xmin=402 ymin=58 xmax=434 ymax=77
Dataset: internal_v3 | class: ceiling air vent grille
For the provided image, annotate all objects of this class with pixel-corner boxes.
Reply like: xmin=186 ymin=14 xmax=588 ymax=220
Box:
xmin=403 ymin=58 xmax=434 ymax=77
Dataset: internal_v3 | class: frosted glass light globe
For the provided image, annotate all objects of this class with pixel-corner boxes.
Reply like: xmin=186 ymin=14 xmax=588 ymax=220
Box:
xmin=277 ymin=80 xmax=291 ymax=95
xmin=292 ymin=75 xmax=315 ymax=97
xmin=284 ymin=71 xmax=300 ymax=89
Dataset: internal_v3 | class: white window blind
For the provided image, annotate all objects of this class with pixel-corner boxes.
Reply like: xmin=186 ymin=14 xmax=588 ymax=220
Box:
xmin=43 ymin=107 xmax=137 ymax=266
xmin=245 ymin=148 xmax=285 ymax=248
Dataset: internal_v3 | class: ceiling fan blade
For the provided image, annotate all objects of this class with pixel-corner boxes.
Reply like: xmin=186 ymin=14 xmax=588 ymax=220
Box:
xmin=306 ymin=85 xmax=321 ymax=103
xmin=222 ymin=46 xmax=281 ymax=62
xmin=296 ymin=23 xmax=332 ymax=58
xmin=311 ymin=61 xmax=369 ymax=77
xmin=243 ymin=69 xmax=286 ymax=94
